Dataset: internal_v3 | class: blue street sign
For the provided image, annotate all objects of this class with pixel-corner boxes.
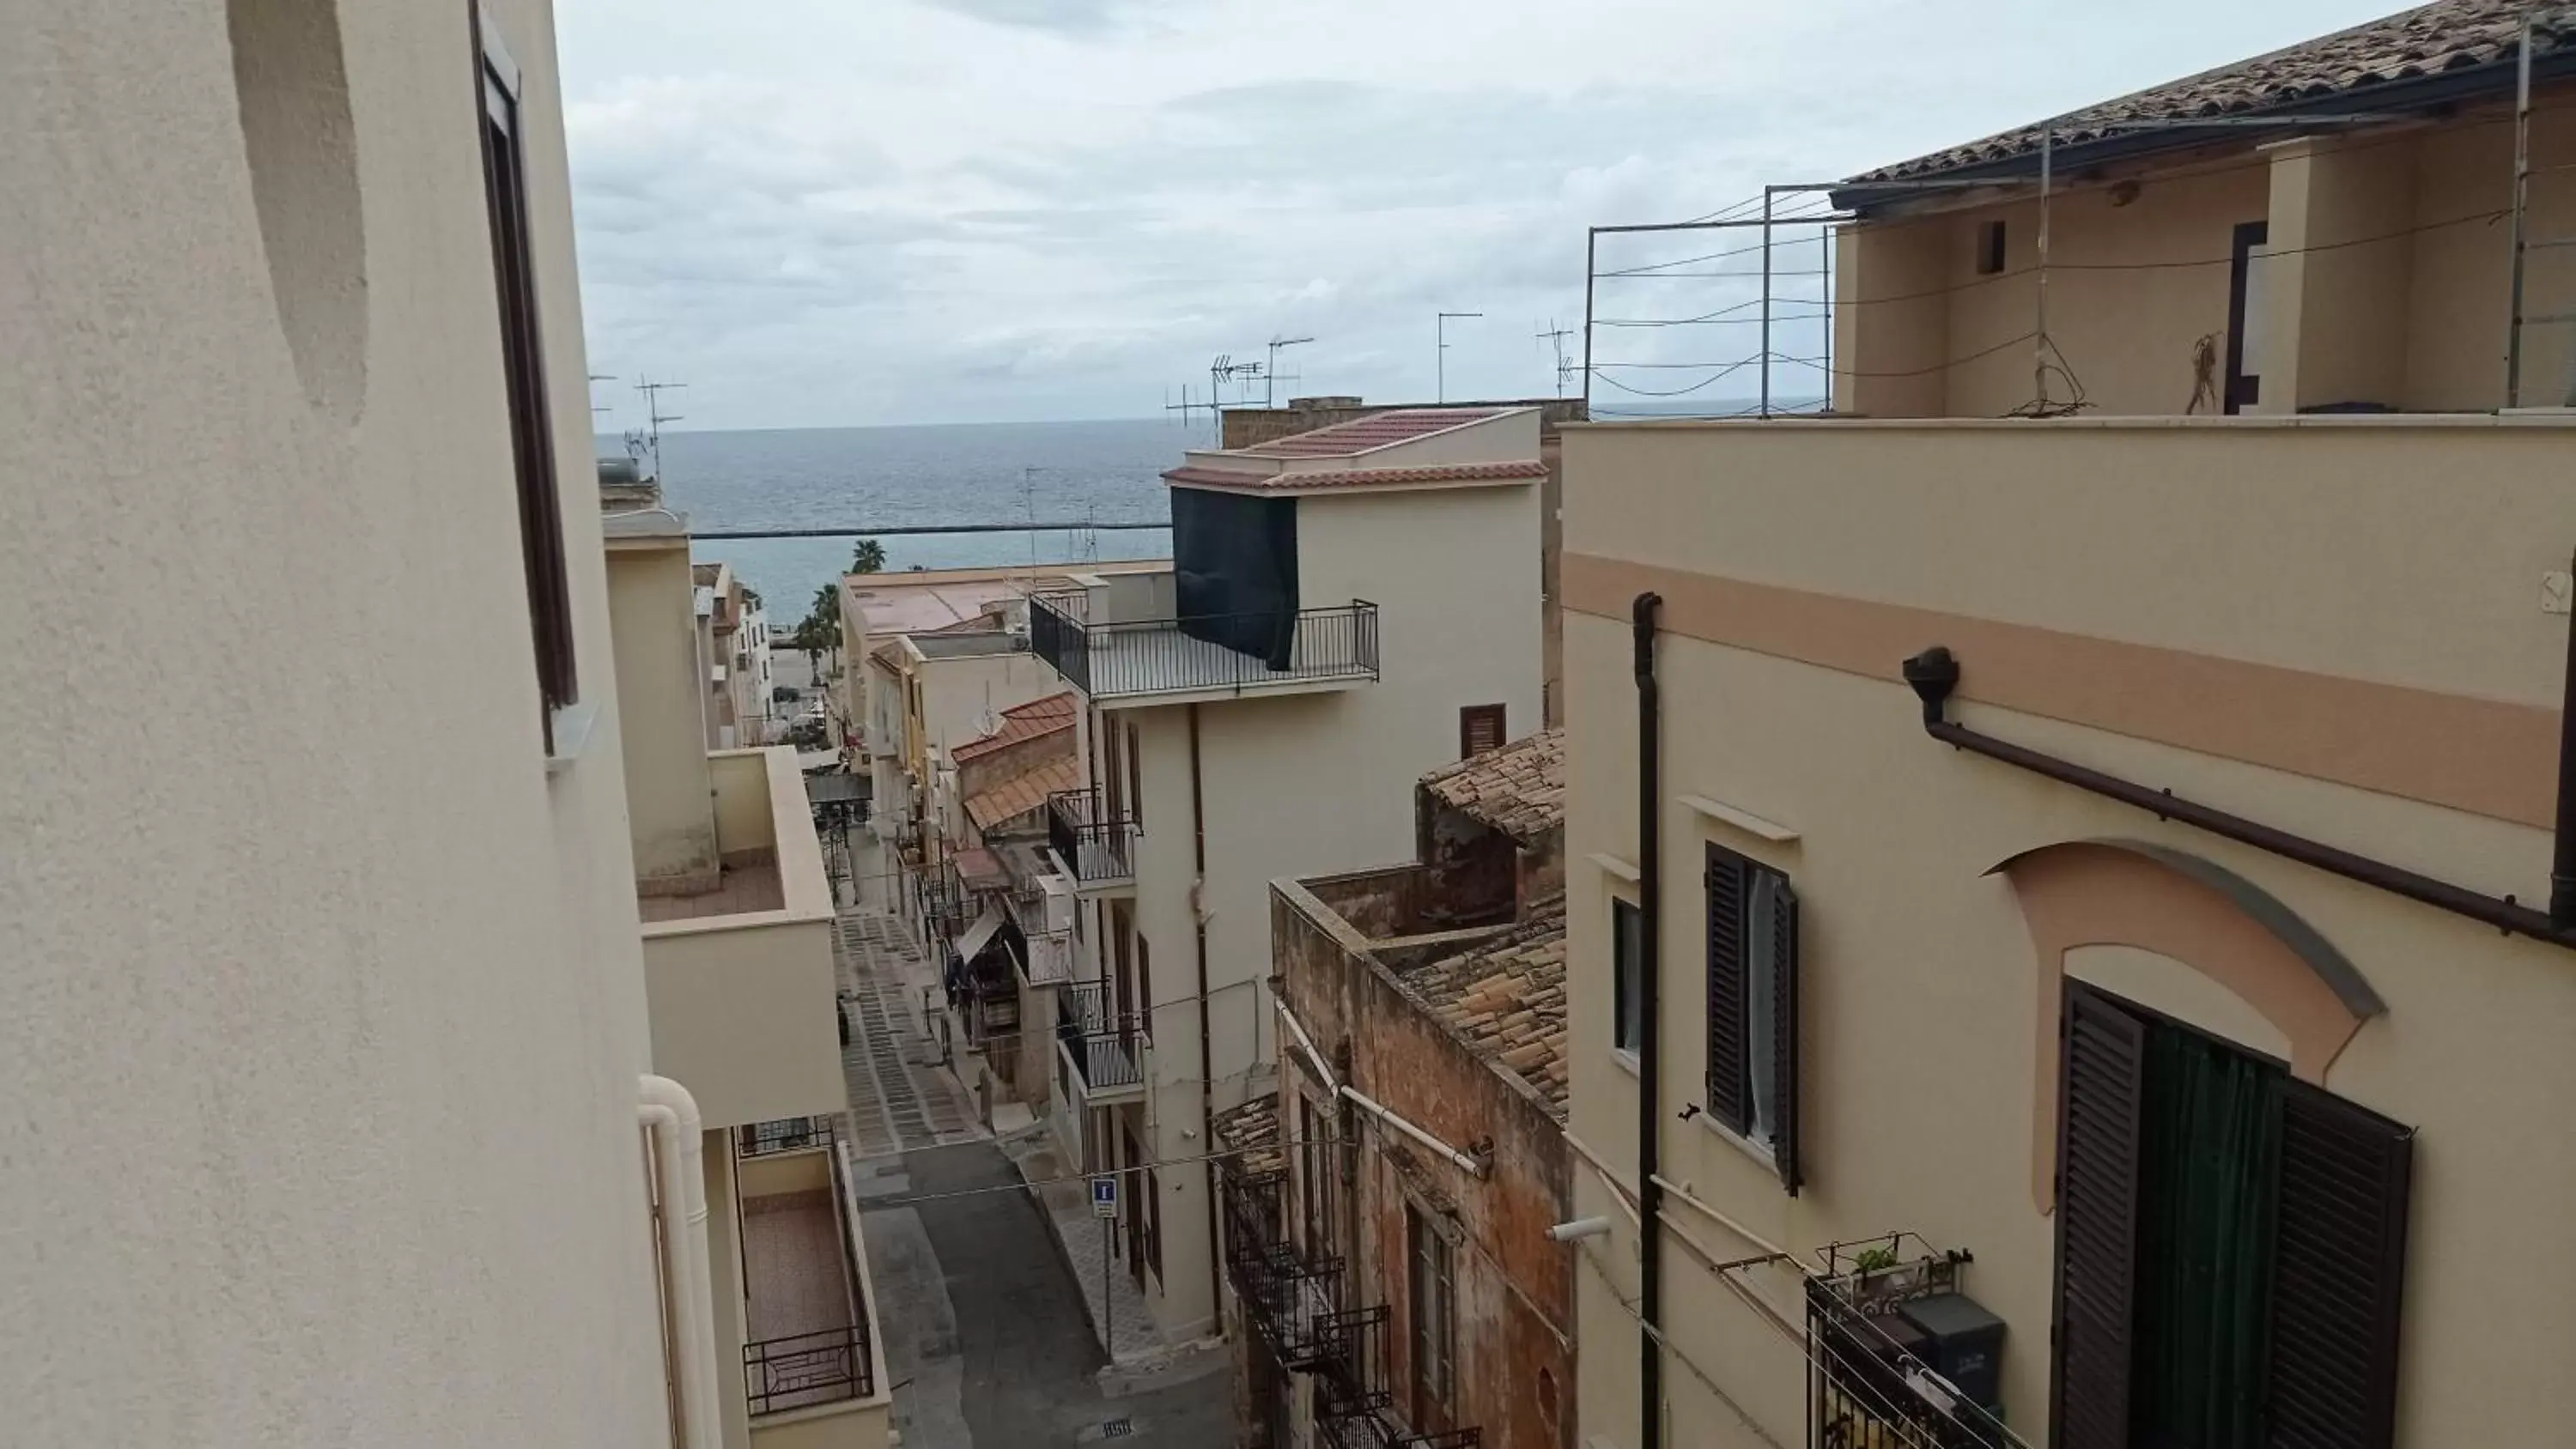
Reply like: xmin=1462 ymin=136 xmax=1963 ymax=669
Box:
xmin=1091 ymin=1174 xmax=1119 ymax=1218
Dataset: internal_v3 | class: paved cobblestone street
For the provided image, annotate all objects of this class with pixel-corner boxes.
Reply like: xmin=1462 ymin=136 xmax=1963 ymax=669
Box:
xmin=836 ymin=909 xmax=986 ymax=1159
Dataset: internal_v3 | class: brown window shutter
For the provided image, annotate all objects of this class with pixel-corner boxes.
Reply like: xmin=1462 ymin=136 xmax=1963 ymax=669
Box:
xmin=1769 ymin=876 xmax=1801 ymax=1196
xmin=2269 ymin=1079 xmax=2412 ymax=1449
xmin=1704 ymin=845 xmax=1749 ymax=1136
xmin=2051 ymin=984 xmax=2148 ymax=1449
xmin=1126 ymin=720 xmax=1144 ymax=827
xmin=1459 ymin=703 xmax=1505 ymax=758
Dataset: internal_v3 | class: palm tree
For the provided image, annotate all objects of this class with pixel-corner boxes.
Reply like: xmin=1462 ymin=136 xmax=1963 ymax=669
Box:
xmin=851 ymin=538 xmax=887 ymax=573
xmin=799 ymin=584 xmax=843 ymax=682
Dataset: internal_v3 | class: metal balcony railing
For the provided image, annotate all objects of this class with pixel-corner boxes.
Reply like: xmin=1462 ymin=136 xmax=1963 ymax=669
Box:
xmin=741 ymin=1145 xmax=878 ymax=1416
xmin=735 ymin=1116 xmax=833 ymax=1159
xmin=1057 ymin=1018 xmax=1144 ymax=1092
xmin=1220 ymin=1172 xmax=1480 ymax=1449
xmin=1048 ymin=790 xmax=1137 ymax=887
xmin=1030 ymin=594 xmax=1380 ymax=700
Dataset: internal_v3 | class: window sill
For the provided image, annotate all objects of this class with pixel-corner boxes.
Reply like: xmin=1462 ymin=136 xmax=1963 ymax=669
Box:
xmin=1691 ymin=1108 xmax=1779 ymax=1171
xmin=1609 ymin=1048 xmax=1640 ymax=1079
xmin=1589 ymin=852 xmax=1641 ymax=883
xmin=1677 ymin=793 xmax=1799 ymax=845
xmin=544 ymin=701 xmax=600 ymax=777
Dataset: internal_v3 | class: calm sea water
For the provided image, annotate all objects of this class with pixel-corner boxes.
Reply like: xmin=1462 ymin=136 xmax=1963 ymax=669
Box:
xmin=606 ymin=418 xmax=1195 ymax=621
xmin=616 ymin=402 xmax=1809 ymax=623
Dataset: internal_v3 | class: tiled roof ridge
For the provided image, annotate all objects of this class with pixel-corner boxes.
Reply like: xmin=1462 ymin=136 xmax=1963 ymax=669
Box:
xmin=1162 ymin=460 xmax=1547 ymax=494
xmin=1419 ymin=727 xmax=1565 ymax=843
xmin=1854 ymin=0 xmax=2567 ymax=183
xmin=1383 ymin=894 xmax=1570 ymax=1121
xmin=1235 ymin=405 xmax=1516 ymax=459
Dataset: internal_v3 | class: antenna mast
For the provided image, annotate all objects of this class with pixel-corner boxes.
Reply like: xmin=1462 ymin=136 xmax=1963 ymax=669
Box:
xmin=634 ymin=376 xmax=689 ymax=479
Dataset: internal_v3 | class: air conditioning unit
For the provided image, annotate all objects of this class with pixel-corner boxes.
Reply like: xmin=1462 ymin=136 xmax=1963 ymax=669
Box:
xmin=1041 ymin=873 xmax=1075 ymax=934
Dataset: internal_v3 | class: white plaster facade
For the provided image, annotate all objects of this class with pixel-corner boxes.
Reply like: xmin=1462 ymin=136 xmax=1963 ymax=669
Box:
xmin=3 ymin=0 xmax=674 ymax=1443
xmin=1038 ymin=410 xmax=1546 ymax=1340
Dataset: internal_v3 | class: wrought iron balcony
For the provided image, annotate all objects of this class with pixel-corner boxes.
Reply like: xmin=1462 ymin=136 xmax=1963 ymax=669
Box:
xmin=1055 ymin=985 xmax=1146 ymax=1098
xmin=1031 ymin=592 xmax=1380 ymax=702
xmin=1048 ymin=789 xmax=1137 ymax=891
xmin=735 ymin=1116 xmax=833 ymax=1159
xmin=1222 ymin=1171 xmax=1481 ymax=1449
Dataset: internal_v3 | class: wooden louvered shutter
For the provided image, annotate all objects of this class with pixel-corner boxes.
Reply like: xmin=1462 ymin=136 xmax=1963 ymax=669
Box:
xmin=1769 ymin=876 xmax=1801 ymax=1196
xmin=1704 ymin=845 xmax=1749 ymax=1136
xmin=2268 ymin=1080 xmax=2412 ymax=1449
xmin=2051 ymin=985 xmax=2148 ymax=1449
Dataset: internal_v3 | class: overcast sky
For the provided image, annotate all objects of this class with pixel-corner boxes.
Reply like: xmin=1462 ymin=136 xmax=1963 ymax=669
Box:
xmin=556 ymin=0 xmax=2397 ymax=431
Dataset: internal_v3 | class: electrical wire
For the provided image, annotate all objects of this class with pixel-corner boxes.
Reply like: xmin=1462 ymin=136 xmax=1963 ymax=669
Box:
xmin=847 ymin=1131 xmax=1358 ymax=1211
xmin=1576 ymin=1245 xmax=1789 ymax=1449
xmin=1583 ymin=91 xmax=2576 ymax=359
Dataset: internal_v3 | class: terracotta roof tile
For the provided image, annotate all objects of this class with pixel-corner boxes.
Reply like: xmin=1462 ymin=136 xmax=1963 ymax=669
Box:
xmin=1856 ymin=1 xmax=2570 ymax=183
xmin=1419 ymin=728 xmax=1564 ymax=845
xmin=1213 ymin=1092 xmax=1285 ymax=1179
xmin=951 ymin=691 xmax=1077 ymax=763
xmin=1400 ymin=897 xmax=1569 ymax=1120
xmin=963 ymin=754 xmax=1082 ymax=832
xmin=1163 ymin=460 xmax=1548 ymax=494
xmin=1236 ymin=408 xmax=1512 ymax=458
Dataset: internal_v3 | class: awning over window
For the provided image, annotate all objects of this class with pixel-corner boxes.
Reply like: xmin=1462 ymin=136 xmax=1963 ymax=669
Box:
xmin=951 ymin=903 xmax=1005 ymax=964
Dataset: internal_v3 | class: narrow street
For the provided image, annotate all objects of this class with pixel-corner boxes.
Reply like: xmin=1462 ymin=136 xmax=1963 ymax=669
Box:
xmin=835 ymin=902 xmax=1234 ymax=1447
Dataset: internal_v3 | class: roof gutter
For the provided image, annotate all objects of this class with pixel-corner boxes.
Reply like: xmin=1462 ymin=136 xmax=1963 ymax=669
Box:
xmin=1833 ymin=46 xmax=2576 ymax=213
xmin=1901 ymin=645 xmax=2576 ymax=950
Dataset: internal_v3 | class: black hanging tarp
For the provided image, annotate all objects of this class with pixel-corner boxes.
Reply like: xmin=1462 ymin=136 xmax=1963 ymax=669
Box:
xmin=1171 ymin=487 xmax=1297 ymax=668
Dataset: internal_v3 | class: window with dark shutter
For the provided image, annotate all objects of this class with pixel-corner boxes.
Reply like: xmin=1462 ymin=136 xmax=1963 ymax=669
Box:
xmin=1459 ymin=703 xmax=1506 ymax=758
xmin=1125 ymin=720 xmax=1144 ymax=827
xmin=1704 ymin=847 xmax=1749 ymax=1132
xmin=2268 ymin=1078 xmax=2411 ymax=1449
xmin=476 ymin=13 xmax=578 ymax=749
xmin=1767 ymin=874 xmax=1801 ymax=1194
xmin=2051 ymin=983 xmax=2149 ymax=1449
xmin=1611 ymin=898 xmax=1643 ymax=1054
xmin=1703 ymin=842 xmax=1801 ymax=1192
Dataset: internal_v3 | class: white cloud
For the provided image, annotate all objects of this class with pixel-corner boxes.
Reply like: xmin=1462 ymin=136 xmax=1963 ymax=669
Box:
xmin=555 ymin=0 xmax=2405 ymax=427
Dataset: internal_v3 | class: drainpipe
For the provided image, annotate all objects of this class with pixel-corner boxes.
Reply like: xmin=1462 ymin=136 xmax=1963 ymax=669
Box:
xmin=1189 ymin=703 xmax=1222 ymax=1322
xmin=2554 ymin=551 xmax=2576 ymax=927
xmin=640 ymin=1075 xmax=722 ymax=1449
xmin=1632 ymin=592 xmax=1665 ymax=1449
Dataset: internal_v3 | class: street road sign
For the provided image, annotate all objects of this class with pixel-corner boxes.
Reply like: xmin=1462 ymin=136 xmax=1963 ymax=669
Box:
xmin=1091 ymin=1175 xmax=1119 ymax=1218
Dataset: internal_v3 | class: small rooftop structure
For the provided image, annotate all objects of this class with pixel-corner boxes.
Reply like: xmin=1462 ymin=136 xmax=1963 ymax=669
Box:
xmin=1419 ymin=727 xmax=1564 ymax=847
xmin=951 ymin=692 xmax=1078 ymax=764
xmin=964 ymin=755 xmax=1082 ymax=833
xmin=841 ymin=561 xmax=1170 ymax=640
xmin=1162 ymin=406 xmax=1546 ymax=496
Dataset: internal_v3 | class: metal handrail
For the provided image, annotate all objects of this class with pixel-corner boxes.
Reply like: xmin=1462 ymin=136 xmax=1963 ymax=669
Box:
xmin=1031 ymin=596 xmax=1381 ymax=699
xmin=1048 ymin=789 xmax=1138 ymax=883
xmin=742 ymin=1325 xmax=871 ymax=1416
xmin=736 ymin=1116 xmax=833 ymax=1158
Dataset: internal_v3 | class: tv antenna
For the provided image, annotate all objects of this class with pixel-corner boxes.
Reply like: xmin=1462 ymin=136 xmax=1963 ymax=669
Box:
xmin=1265 ymin=336 xmax=1314 ymax=408
xmin=635 ymin=376 xmax=688 ymax=479
xmin=1534 ymin=322 xmax=1578 ymax=397
xmin=1436 ymin=312 xmax=1482 ymax=403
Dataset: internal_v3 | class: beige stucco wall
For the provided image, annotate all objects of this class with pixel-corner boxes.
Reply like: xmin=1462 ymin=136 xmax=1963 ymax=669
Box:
xmin=911 ymin=648 xmax=1064 ymax=771
xmin=643 ymin=750 xmax=847 ymax=1131
xmin=2 ymin=0 xmax=675 ymax=1444
xmin=1559 ymin=417 xmax=2576 ymax=1448
xmin=614 ymin=538 xmax=723 ymax=886
xmin=1115 ymin=476 xmax=1546 ymax=1336
xmin=1835 ymin=90 xmax=2576 ymax=419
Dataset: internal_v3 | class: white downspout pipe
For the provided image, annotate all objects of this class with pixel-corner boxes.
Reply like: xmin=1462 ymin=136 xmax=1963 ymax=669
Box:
xmin=1340 ymin=1085 xmax=1488 ymax=1178
xmin=641 ymin=1075 xmax=722 ymax=1449
xmin=1274 ymin=998 xmax=1339 ymax=1093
